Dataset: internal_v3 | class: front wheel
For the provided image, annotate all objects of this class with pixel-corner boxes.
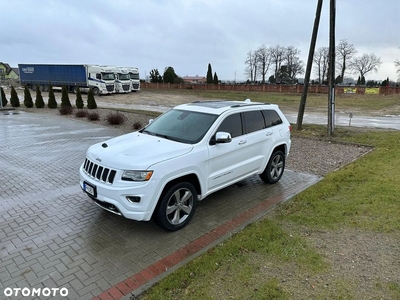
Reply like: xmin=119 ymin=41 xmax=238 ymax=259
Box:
xmin=154 ymin=182 xmax=197 ymax=231
xmin=259 ymin=150 xmax=285 ymax=184
xmin=92 ymin=87 xmax=100 ymax=96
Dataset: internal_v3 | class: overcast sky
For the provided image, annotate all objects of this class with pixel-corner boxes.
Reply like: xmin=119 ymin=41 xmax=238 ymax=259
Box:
xmin=1 ymin=0 xmax=399 ymax=82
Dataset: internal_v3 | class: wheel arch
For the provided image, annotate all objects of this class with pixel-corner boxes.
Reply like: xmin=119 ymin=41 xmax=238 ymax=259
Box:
xmin=151 ymin=173 xmax=202 ymax=218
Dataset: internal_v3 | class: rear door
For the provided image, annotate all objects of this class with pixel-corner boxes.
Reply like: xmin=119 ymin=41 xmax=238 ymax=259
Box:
xmin=207 ymin=110 xmax=274 ymax=192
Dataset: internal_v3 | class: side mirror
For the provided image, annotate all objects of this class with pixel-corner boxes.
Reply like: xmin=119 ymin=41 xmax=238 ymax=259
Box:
xmin=148 ymin=119 xmax=154 ymax=124
xmin=215 ymin=131 xmax=232 ymax=143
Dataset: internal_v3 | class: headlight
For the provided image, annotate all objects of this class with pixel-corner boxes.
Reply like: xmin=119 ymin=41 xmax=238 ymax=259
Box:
xmin=122 ymin=170 xmax=153 ymax=181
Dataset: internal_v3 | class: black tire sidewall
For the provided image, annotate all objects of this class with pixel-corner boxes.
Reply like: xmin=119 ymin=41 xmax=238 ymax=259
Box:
xmin=155 ymin=182 xmax=197 ymax=231
xmin=262 ymin=150 xmax=285 ymax=184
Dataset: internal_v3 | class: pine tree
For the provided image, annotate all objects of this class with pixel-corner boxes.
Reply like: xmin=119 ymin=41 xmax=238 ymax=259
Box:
xmin=75 ymin=87 xmax=84 ymax=109
xmin=361 ymin=76 xmax=366 ymax=85
xmin=35 ymin=85 xmax=45 ymax=108
xmin=10 ymin=86 xmax=20 ymax=107
xmin=23 ymin=86 xmax=34 ymax=108
xmin=1 ymin=87 xmax=8 ymax=107
xmin=213 ymin=72 xmax=219 ymax=85
xmin=47 ymin=84 xmax=58 ymax=109
xmin=357 ymin=76 xmax=361 ymax=85
xmin=61 ymin=85 xmax=72 ymax=107
xmin=87 ymin=88 xmax=97 ymax=109
xmin=206 ymin=63 xmax=213 ymax=84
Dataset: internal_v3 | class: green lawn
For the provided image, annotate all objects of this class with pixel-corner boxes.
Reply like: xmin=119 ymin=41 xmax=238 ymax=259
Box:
xmin=136 ymin=90 xmax=400 ymax=299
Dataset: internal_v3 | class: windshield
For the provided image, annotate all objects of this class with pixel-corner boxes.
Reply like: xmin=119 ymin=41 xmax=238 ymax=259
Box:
xmin=102 ymin=72 xmax=115 ymax=80
xmin=119 ymin=74 xmax=130 ymax=80
xmin=130 ymin=73 xmax=140 ymax=80
xmin=141 ymin=109 xmax=218 ymax=144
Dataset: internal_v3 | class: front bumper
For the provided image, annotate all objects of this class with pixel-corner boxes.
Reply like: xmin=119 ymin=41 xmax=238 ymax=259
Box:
xmin=79 ymin=165 xmax=159 ymax=221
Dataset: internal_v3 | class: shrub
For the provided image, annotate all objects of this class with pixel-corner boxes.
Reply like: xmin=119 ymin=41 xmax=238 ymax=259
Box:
xmin=106 ymin=112 xmax=125 ymax=125
xmin=75 ymin=87 xmax=84 ymax=109
xmin=59 ymin=106 xmax=73 ymax=115
xmin=133 ymin=121 xmax=142 ymax=130
xmin=35 ymin=85 xmax=45 ymax=108
xmin=1 ymin=87 xmax=8 ymax=107
xmin=75 ymin=109 xmax=88 ymax=118
xmin=61 ymin=85 xmax=72 ymax=108
xmin=87 ymin=111 xmax=100 ymax=121
xmin=10 ymin=86 xmax=20 ymax=107
xmin=87 ymin=88 xmax=97 ymax=109
xmin=23 ymin=86 xmax=34 ymax=108
xmin=47 ymin=84 xmax=58 ymax=109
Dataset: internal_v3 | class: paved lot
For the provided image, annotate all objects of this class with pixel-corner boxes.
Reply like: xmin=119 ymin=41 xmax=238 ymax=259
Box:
xmin=0 ymin=111 xmax=320 ymax=300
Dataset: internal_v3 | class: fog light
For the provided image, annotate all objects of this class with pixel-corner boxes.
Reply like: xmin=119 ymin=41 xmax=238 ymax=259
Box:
xmin=126 ymin=196 xmax=141 ymax=203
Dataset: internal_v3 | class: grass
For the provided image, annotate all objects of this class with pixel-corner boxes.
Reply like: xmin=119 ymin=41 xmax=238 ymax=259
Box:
xmin=144 ymin=88 xmax=400 ymax=113
xmin=139 ymin=124 xmax=400 ymax=300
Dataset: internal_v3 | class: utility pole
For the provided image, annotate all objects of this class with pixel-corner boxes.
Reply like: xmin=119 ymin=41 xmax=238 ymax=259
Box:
xmin=297 ymin=0 xmax=323 ymax=130
xmin=328 ymin=0 xmax=336 ymax=136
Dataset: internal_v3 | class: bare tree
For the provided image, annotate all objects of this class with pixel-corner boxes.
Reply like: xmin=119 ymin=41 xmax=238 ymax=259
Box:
xmin=395 ymin=59 xmax=400 ymax=81
xmin=256 ymin=45 xmax=272 ymax=84
xmin=350 ymin=53 xmax=382 ymax=79
xmin=245 ymin=50 xmax=258 ymax=83
xmin=284 ymin=46 xmax=304 ymax=79
xmin=270 ymin=45 xmax=286 ymax=79
xmin=336 ymin=39 xmax=357 ymax=82
xmin=313 ymin=47 xmax=329 ymax=83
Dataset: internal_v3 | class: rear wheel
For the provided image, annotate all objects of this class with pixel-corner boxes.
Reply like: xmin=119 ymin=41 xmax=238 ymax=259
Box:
xmin=154 ymin=182 xmax=197 ymax=231
xmin=259 ymin=150 xmax=285 ymax=184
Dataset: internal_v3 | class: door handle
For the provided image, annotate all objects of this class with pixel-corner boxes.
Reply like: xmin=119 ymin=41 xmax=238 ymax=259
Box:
xmin=238 ymin=140 xmax=247 ymax=145
xmin=266 ymin=132 xmax=273 ymax=136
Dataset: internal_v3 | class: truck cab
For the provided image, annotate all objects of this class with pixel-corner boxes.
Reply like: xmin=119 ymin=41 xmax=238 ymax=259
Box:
xmin=128 ymin=67 xmax=140 ymax=92
xmin=87 ymin=65 xmax=116 ymax=95
xmin=112 ymin=67 xmax=131 ymax=93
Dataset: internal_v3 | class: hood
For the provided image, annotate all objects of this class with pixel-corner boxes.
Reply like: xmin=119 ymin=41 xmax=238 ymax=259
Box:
xmin=86 ymin=132 xmax=193 ymax=170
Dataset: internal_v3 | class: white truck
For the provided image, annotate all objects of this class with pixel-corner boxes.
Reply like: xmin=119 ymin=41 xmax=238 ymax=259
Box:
xmin=128 ymin=67 xmax=140 ymax=92
xmin=112 ymin=67 xmax=131 ymax=93
xmin=18 ymin=64 xmax=116 ymax=95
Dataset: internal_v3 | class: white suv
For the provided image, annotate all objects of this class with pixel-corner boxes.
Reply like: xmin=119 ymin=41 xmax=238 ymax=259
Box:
xmin=79 ymin=100 xmax=291 ymax=231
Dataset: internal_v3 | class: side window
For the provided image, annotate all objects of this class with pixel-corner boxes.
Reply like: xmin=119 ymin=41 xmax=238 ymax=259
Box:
xmin=96 ymin=73 xmax=101 ymax=80
xmin=216 ymin=113 xmax=243 ymax=138
xmin=262 ymin=110 xmax=283 ymax=128
xmin=243 ymin=110 xmax=265 ymax=134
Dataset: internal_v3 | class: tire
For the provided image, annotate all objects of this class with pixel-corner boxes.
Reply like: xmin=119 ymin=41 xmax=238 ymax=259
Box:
xmin=92 ymin=87 xmax=100 ymax=96
xmin=154 ymin=182 xmax=197 ymax=231
xmin=259 ymin=150 xmax=285 ymax=184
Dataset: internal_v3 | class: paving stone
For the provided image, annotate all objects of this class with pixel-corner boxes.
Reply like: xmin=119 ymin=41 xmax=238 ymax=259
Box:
xmin=0 ymin=112 xmax=319 ymax=298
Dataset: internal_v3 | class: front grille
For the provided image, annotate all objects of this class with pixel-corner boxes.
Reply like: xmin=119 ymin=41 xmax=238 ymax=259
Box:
xmin=132 ymin=84 xmax=139 ymax=89
xmin=122 ymin=84 xmax=130 ymax=91
xmin=106 ymin=85 xmax=114 ymax=92
xmin=82 ymin=158 xmax=116 ymax=184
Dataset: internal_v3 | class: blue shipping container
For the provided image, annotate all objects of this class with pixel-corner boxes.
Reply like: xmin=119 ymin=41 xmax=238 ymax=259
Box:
xmin=18 ymin=64 xmax=87 ymax=86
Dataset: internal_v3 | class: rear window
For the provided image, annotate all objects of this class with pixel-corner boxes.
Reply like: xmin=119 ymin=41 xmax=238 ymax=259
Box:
xmin=262 ymin=110 xmax=283 ymax=127
xmin=243 ymin=110 xmax=265 ymax=134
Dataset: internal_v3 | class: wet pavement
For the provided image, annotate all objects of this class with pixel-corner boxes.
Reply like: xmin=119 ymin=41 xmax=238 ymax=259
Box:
xmin=95 ymin=99 xmax=400 ymax=131
xmin=0 ymin=111 xmax=320 ymax=299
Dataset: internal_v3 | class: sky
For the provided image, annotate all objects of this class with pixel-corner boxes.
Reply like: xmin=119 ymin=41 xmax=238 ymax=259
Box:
xmin=1 ymin=0 xmax=399 ymax=82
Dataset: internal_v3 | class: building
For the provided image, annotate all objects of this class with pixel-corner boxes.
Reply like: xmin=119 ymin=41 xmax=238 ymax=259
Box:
xmin=0 ymin=62 xmax=19 ymax=80
xmin=182 ymin=75 xmax=206 ymax=84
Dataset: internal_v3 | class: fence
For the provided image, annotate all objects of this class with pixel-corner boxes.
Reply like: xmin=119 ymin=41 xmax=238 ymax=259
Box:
xmin=140 ymin=82 xmax=400 ymax=95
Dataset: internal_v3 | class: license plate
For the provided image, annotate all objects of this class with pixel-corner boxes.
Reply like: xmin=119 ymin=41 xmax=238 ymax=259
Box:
xmin=83 ymin=181 xmax=96 ymax=197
